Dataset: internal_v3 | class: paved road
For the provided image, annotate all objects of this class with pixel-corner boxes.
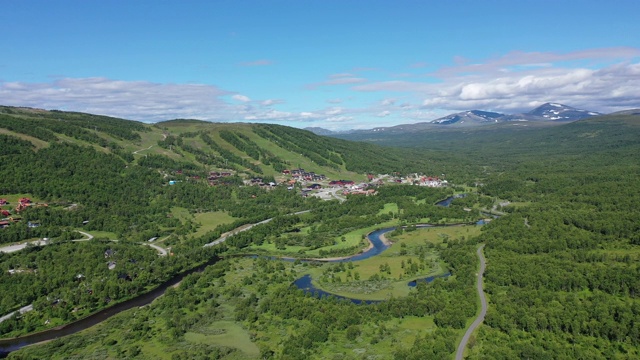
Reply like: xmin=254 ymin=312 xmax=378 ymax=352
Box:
xmin=0 ymin=305 xmax=33 ymax=324
xmin=455 ymin=244 xmax=487 ymax=360
xmin=144 ymin=243 xmax=168 ymax=256
xmin=203 ymin=218 xmax=273 ymax=248
xmin=73 ymin=231 xmax=94 ymax=241
xmin=203 ymin=210 xmax=311 ymax=248
xmin=0 ymin=239 xmax=51 ymax=254
xmin=0 ymin=231 xmax=95 ymax=254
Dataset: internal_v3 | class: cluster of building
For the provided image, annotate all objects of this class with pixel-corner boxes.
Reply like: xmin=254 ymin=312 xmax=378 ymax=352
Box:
xmin=248 ymin=178 xmax=277 ymax=187
xmin=1 ymin=198 xmax=28 ymax=228
xmin=340 ymin=182 xmax=377 ymax=196
xmin=283 ymin=168 xmax=326 ymax=182
xmin=393 ymin=174 xmax=448 ymax=187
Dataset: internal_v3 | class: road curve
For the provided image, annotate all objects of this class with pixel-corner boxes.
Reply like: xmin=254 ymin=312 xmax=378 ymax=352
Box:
xmin=203 ymin=210 xmax=311 ymax=248
xmin=455 ymin=244 xmax=487 ymax=360
xmin=0 ymin=305 xmax=33 ymax=324
xmin=0 ymin=231 xmax=96 ymax=254
xmin=144 ymin=243 xmax=168 ymax=256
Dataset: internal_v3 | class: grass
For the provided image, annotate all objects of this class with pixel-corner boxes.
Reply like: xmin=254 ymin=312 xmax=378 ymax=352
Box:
xmin=170 ymin=207 xmax=191 ymax=221
xmin=0 ymin=193 xmax=42 ymax=204
xmin=167 ymin=208 xmax=238 ymax=239
xmin=394 ymin=316 xmax=437 ymax=347
xmin=377 ymin=202 xmax=398 ymax=216
xmin=83 ymin=230 xmax=119 ymax=240
xmin=391 ymin=224 xmax=483 ymax=246
xmin=0 ymin=128 xmax=50 ymax=149
xmin=192 ymin=211 xmax=237 ymax=238
xmin=185 ymin=321 xmax=260 ymax=357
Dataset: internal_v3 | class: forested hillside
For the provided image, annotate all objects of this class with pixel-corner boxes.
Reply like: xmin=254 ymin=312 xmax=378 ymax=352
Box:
xmin=466 ymin=115 xmax=640 ymax=358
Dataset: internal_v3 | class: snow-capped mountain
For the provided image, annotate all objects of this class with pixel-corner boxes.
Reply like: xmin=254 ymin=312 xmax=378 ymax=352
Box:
xmin=341 ymin=103 xmax=602 ymax=135
xmin=430 ymin=110 xmax=505 ymax=126
xmin=525 ymin=103 xmax=601 ymax=121
xmin=431 ymin=103 xmax=600 ymax=125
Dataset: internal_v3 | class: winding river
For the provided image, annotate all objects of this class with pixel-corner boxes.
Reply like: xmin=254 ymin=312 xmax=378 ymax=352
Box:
xmin=291 ymin=225 xmax=456 ymax=303
xmin=0 ymin=195 xmax=471 ymax=356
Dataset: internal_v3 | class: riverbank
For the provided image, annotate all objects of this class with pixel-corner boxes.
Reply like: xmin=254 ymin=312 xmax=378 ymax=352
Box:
xmin=0 ymin=256 xmax=220 ymax=355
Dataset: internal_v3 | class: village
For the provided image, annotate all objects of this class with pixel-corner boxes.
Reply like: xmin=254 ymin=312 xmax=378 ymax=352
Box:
xmin=236 ymin=168 xmax=448 ymax=201
xmin=0 ymin=197 xmax=47 ymax=230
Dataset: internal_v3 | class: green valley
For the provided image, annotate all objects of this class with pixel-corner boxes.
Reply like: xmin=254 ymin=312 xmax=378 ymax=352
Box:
xmin=1 ymin=106 xmax=639 ymax=359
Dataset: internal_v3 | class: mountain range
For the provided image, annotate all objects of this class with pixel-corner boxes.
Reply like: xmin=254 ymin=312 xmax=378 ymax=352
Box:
xmin=306 ymin=103 xmax=602 ymax=135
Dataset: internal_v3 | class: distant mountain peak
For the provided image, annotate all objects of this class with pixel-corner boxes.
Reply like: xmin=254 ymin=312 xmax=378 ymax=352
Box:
xmin=304 ymin=127 xmax=336 ymax=135
xmin=340 ymin=102 xmax=604 ymax=135
xmin=527 ymin=102 xmax=601 ymax=121
xmin=430 ymin=110 xmax=505 ymax=126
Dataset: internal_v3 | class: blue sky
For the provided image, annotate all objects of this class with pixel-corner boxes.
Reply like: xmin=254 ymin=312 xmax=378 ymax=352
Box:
xmin=2 ymin=0 xmax=639 ymax=129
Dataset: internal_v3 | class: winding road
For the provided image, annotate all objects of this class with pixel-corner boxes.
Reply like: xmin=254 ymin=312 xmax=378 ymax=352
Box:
xmin=455 ymin=244 xmax=487 ymax=360
xmin=144 ymin=243 xmax=168 ymax=256
xmin=0 ymin=231 xmax=94 ymax=254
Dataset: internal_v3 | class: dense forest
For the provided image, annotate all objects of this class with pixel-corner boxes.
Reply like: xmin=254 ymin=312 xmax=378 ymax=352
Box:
xmin=1 ymin=106 xmax=640 ymax=359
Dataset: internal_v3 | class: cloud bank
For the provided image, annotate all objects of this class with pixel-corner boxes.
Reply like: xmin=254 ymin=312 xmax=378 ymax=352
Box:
xmin=1 ymin=48 xmax=640 ymax=128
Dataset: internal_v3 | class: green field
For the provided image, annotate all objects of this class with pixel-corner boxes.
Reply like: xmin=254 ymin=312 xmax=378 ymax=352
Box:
xmin=192 ymin=211 xmax=238 ymax=237
xmin=82 ymin=230 xmax=119 ymax=240
xmin=185 ymin=321 xmax=259 ymax=358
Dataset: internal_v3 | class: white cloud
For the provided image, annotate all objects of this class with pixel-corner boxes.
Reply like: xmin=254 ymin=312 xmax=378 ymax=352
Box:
xmin=352 ymin=48 xmax=640 ymax=114
xmin=0 ymin=77 xmax=235 ymax=121
xmin=232 ymin=94 xmax=251 ymax=102
xmin=3 ymin=47 xmax=640 ymax=130
xmin=325 ymin=107 xmax=343 ymax=116
xmin=380 ymin=98 xmax=396 ymax=106
xmin=325 ymin=115 xmax=353 ymax=123
xmin=432 ymin=47 xmax=640 ymax=77
xmin=419 ymin=63 xmax=640 ymax=113
xmin=261 ymin=99 xmax=283 ymax=106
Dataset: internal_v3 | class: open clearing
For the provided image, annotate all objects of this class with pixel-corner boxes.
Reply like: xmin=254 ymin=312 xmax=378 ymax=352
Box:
xmin=185 ymin=321 xmax=259 ymax=357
